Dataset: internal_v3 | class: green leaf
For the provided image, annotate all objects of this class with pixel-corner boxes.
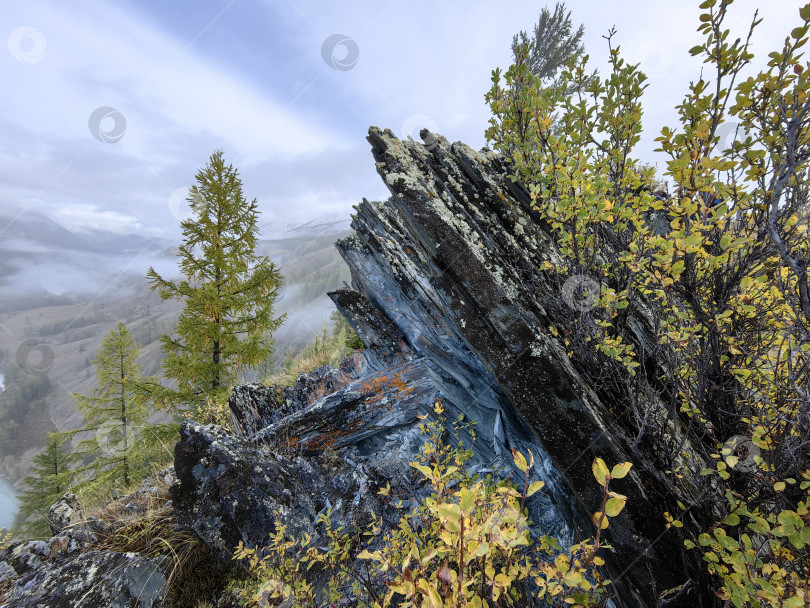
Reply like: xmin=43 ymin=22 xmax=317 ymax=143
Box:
xmin=411 ymin=463 xmax=434 ymax=480
xmin=605 ymin=496 xmax=627 ymax=517
xmin=592 ymin=458 xmax=610 ymax=486
xmin=526 ymin=480 xmax=546 ymax=497
xmin=777 ymin=510 xmax=802 ymax=528
xmin=689 ymin=44 xmax=705 ymax=56
xmin=438 ymin=503 xmax=461 ymax=533
xmin=721 ymin=513 xmax=740 ymax=526
xmin=459 ymin=487 xmax=477 ymax=514
xmin=512 ymin=448 xmax=529 ymax=473
xmin=610 ymin=462 xmax=633 ymax=479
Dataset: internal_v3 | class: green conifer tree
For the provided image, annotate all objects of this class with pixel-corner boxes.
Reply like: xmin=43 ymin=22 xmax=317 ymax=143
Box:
xmin=13 ymin=432 xmax=77 ymax=538
xmin=146 ymin=150 xmax=285 ymax=421
xmin=70 ymin=322 xmax=149 ymax=495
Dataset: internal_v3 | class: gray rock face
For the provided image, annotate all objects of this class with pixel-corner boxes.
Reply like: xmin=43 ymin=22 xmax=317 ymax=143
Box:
xmin=173 ymin=127 xmax=712 ymax=607
xmin=48 ymin=492 xmax=82 ymax=536
xmin=174 ymin=360 xmax=443 ymax=561
xmin=1 ymin=550 xmax=166 ymax=608
xmin=0 ymin=470 xmax=175 ymax=607
xmin=229 ymin=352 xmax=369 ymax=439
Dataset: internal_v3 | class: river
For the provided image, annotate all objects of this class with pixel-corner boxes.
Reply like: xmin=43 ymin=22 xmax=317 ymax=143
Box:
xmin=0 ymin=477 xmax=19 ymax=531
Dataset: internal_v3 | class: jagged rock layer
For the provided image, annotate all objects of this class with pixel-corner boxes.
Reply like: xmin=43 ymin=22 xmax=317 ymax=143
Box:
xmin=328 ymin=127 xmax=699 ymax=605
xmin=173 ymin=127 xmax=707 ymax=607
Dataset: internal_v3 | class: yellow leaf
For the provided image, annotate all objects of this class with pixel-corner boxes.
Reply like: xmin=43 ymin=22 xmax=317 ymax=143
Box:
xmin=526 ymin=480 xmax=546 ymax=497
xmin=610 ymin=462 xmax=633 ymax=479
xmin=593 ymin=511 xmax=609 ymax=529
xmin=512 ymin=448 xmax=529 ymax=473
xmin=592 ymin=458 xmax=609 ymax=486
xmin=605 ymin=496 xmax=626 ymax=517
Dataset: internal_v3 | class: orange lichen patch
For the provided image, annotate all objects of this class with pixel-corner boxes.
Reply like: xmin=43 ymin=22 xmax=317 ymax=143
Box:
xmin=304 ymin=417 xmax=364 ymax=451
xmin=299 ymin=371 xmax=416 ymax=452
xmin=357 ymin=370 xmax=414 ymax=399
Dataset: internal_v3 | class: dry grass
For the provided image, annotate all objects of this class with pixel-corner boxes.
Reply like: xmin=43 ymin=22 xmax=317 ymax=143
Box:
xmin=264 ymin=322 xmax=355 ymax=388
xmin=56 ymin=472 xmax=236 ymax=607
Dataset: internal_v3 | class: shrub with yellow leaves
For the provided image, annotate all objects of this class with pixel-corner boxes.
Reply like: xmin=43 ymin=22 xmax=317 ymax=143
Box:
xmin=230 ymin=401 xmax=632 ymax=607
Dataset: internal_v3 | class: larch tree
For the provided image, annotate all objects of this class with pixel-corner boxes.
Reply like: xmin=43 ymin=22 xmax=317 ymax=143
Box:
xmin=502 ymin=2 xmax=593 ymax=152
xmin=146 ymin=150 xmax=285 ymax=422
xmin=513 ymin=2 xmax=587 ymax=88
xmin=12 ymin=432 xmax=77 ymax=539
xmin=70 ymin=322 xmax=149 ymax=494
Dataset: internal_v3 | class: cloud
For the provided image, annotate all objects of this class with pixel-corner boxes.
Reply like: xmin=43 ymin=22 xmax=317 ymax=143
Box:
xmin=45 ymin=203 xmax=144 ymax=234
xmin=0 ymin=0 xmax=804 ymax=280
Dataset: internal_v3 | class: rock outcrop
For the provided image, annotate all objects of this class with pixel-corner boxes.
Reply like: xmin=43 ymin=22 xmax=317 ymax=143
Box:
xmin=172 ymin=127 xmax=711 ymax=607
xmin=48 ymin=492 xmax=82 ymax=536
xmin=1 ymin=549 xmax=167 ymax=608
xmin=0 ymin=472 xmax=176 ymax=608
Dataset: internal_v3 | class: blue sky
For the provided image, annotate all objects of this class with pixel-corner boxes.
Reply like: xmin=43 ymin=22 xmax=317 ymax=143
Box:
xmin=0 ymin=0 xmax=802 ymax=244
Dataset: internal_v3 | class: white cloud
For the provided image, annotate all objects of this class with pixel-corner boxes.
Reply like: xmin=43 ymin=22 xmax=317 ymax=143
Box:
xmin=0 ymin=0 xmax=805 ymax=257
xmin=45 ymin=202 xmax=143 ymax=234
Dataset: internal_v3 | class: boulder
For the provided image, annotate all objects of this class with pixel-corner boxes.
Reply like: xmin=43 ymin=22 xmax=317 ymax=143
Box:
xmin=48 ymin=493 xmax=82 ymax=536
xmin=1 ymin=550 xmax=166 ymax=608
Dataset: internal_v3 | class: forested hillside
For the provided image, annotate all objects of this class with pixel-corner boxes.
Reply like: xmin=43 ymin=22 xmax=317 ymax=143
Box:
xmin=0 ymin=231 xmax=348 ymax=486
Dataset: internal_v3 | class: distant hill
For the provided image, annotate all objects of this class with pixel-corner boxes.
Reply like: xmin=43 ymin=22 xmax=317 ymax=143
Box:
xmin=0 ymin=211 xmax=350 ymax=486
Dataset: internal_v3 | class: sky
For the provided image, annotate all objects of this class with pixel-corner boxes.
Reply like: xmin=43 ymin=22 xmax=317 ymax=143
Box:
xmin=0 ymin=0 xmax=803 ymax=247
